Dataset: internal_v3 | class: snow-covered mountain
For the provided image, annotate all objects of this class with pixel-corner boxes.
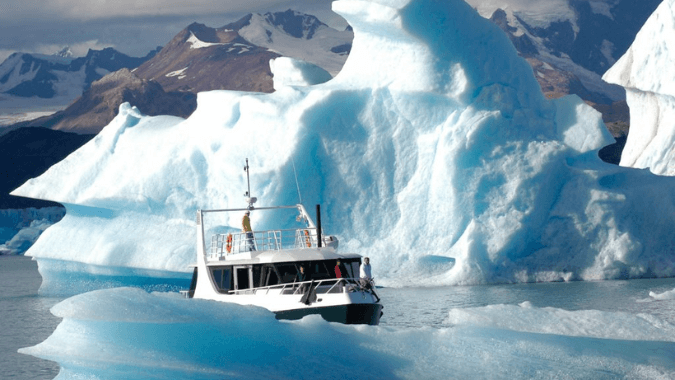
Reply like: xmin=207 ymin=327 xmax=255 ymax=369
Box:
xmin=603 ymin=0 xmax=675 ymax=176
xmin=133 ymin=10 xmax=351 ymax=95
xmin=469 ymin=0 xmax=660 ymax=136
xmin=0 ymin=47 xmax=157 ymax=100
xmin=236 ymin=9 xmax=352 ymax=75
xmin=13 ymin=0 xmax=675 ymax=294
xmin=5 ymin=10 xmax=351 ymax=135
xmin=469 ymin=0 xmax=660 ymax=98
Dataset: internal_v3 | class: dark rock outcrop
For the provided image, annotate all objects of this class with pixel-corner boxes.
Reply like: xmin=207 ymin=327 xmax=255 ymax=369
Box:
xmin=14 ymin=69 xmax=197 ymax=134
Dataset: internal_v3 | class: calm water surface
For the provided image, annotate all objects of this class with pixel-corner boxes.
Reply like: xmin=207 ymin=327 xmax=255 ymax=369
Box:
xmin=1 ymin=255 xmax=62 ymax=380
xmin=378 ymin=277 xmax=675 ymax=328
xmin=3 ymin=254 xmax=675 ymax=379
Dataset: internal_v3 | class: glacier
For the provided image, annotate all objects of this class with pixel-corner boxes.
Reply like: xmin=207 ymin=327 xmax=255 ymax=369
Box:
xmin=12 ymin=0 xmax=675 ymax=292
xmin=603 ymin=0 xmax=675 ymax=175
xmin=0 ymin=207 xmax=65 ymax=255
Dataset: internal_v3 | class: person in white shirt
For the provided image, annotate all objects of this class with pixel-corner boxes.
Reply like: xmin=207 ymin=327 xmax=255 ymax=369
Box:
xmin=360 ymin=257 xmax=372 ymax=283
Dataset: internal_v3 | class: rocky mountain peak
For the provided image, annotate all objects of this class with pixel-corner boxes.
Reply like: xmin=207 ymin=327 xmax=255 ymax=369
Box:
xmin=262 ymin=9 xmax=326 ymax=39
xmin=186 ymin=22 xmax=221 ymax=43
xmin=54 ymin=46 xmax=73 ymax=58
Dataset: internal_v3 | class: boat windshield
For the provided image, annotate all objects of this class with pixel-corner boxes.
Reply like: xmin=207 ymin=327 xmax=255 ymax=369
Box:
xmin=268 ymin=259 xmax=361 ymax=285
xmin=209 ymin=258 xmax=362 ymax=292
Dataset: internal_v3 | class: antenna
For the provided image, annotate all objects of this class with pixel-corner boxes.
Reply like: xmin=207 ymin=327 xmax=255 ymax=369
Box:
xmin=291 ymin=157 xmax=302 ymax=204
xmin=243 ymin=158 xmax=257 ymax=208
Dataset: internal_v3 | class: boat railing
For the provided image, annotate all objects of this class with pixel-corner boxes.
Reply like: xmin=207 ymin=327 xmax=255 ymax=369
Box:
xmin=228 ymin=277 xmax=366 ymax=296
xmin=209 ymin=227 xmax=318 ymax=258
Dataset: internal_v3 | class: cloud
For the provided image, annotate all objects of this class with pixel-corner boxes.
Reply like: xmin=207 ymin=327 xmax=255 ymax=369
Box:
xmin=0 ymin=50 xmax=16 ymax=62
xmin=32 ymin=40 xmax=116 ymax=57
xmin=1 ymin=0 xmax=335 ymax=21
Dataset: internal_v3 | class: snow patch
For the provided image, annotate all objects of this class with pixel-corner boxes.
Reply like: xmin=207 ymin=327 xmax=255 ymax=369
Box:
xmin=239 ymin=12 xmax=352 ymax=76
xmin=166 ymin=67 xmax=188 ymax=79
xmin=186 ymin=32 xmax=225 ymax=49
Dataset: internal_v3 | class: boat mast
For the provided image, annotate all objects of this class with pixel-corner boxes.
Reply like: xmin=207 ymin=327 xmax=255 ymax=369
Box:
xmin=244 ymin=158 xmax=256 ymax=209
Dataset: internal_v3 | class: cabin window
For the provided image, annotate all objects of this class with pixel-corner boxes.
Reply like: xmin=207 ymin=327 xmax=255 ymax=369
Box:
xmin=310 ymin=261 xmax=332 ymax=280
xmin=276 ymin=264 xmax=298 ymax=283
xmin=252 ymin=265 xmax=262 ymax=288
xmin=235 ymin=267 xmax=250 ymax=290
xmin=211 ymin=267 xmax=232 ymax=293
xmin=262 ymin=265 xmax=279 ymax=286
xmin=344 ymin=260 xmax=360 ymax=278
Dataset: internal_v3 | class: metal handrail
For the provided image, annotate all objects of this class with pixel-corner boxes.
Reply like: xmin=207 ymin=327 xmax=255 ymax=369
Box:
xmin=209 ymin=227 xmax=318 ymax=258
xmin=228 ymin=277 xmax=361 ymax=295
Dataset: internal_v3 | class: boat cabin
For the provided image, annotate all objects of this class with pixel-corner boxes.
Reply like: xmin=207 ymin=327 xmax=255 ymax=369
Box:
xmin=209 ymin=257 xmax=363 ymax=294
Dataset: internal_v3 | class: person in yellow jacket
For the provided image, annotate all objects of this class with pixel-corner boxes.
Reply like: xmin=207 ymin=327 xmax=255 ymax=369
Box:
xmin=242 ymin=210 xmax=256 ymax=251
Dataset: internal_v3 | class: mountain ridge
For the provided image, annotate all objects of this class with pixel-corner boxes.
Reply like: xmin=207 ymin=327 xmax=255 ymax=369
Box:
xmin=0 ymin=47 xmax=158 ymax=100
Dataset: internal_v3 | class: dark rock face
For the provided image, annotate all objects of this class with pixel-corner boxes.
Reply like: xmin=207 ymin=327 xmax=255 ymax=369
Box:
xmin=262 ymin=9 xmax=327 ymax=39
xmin=16 ymin=69 xmax=197 ymax=134
xmin=330 ymin=44 xmax=352 ymax=55
xmin=0 ymin=54 xmax=63 ymax=98
xmin=491 ymin=1 xmax=661 ymax=77
xmin=486 ymin=0 xmax=661 ymax=161
xmin=73 ymin=47 xmax=159 ymax=90
xmin=526 ymin=57 xmax=614 ymax=104
xmin=132 ymin=23 xmax=279 ymax=94
xmin=490 ymin=9 xmax=538 ymax=56
xmin=568 ymin=0 xmax=661 ymax=75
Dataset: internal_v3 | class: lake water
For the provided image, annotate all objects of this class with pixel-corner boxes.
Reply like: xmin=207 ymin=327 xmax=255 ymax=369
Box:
xmin=1 ymin=255 xmax=61 ymax=380
xmin=3 ymin=254 xmax=675 ymax=379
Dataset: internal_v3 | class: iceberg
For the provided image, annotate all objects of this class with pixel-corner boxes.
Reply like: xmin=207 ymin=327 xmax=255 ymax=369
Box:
xmin=12 ymin=0 xmax=675 ymax=292
xmin=603 ymin=0 xmax=675 ymax=175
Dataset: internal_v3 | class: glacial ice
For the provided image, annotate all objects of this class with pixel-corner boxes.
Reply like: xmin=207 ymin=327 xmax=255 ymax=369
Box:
xmin=646 ymin=287 xmax=675 ymax=302
xmin=603 ymin=0 xmax=675 ymax=175
xmin=18 ymin=287 xmax=675 ymax=379
xmin=12 ymin=0 xmax=675 ymax=291
xmin=0 ymin=207 xmax=65 ymax=255
xmin=447 ymin=301 xmax=675 ymax=341
xmin=270 ymin=57 xmax=333 ymax=89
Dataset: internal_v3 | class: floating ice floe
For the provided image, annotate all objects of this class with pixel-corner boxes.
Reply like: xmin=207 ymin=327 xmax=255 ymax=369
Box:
xmin=19 ymin=287 xmax=675 ymax=379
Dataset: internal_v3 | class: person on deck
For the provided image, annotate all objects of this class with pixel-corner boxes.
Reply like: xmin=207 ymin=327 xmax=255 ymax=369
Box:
xmin=242 ymin=210 xmax=256 ymax=251
xmin=360 ymin=257 xmax=372 ymax=280
xmin=296 ymin=265 xmax=306 ymax=282
xmin=296 ymin=265 xmax=307 ymax=292
xmin=334 ymin=260 xmax=343 ymax=278
xmin=360 ymin=257 xmax=373 ymax=288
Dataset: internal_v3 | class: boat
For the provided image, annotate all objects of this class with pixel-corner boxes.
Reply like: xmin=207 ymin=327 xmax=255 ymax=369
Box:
xmin=185 ymin=159 xmax=383 ymax=325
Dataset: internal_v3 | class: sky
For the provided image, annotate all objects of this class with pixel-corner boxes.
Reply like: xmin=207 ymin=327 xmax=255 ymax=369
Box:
xmin=0 ymin=0 xmax=344 ymax=62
